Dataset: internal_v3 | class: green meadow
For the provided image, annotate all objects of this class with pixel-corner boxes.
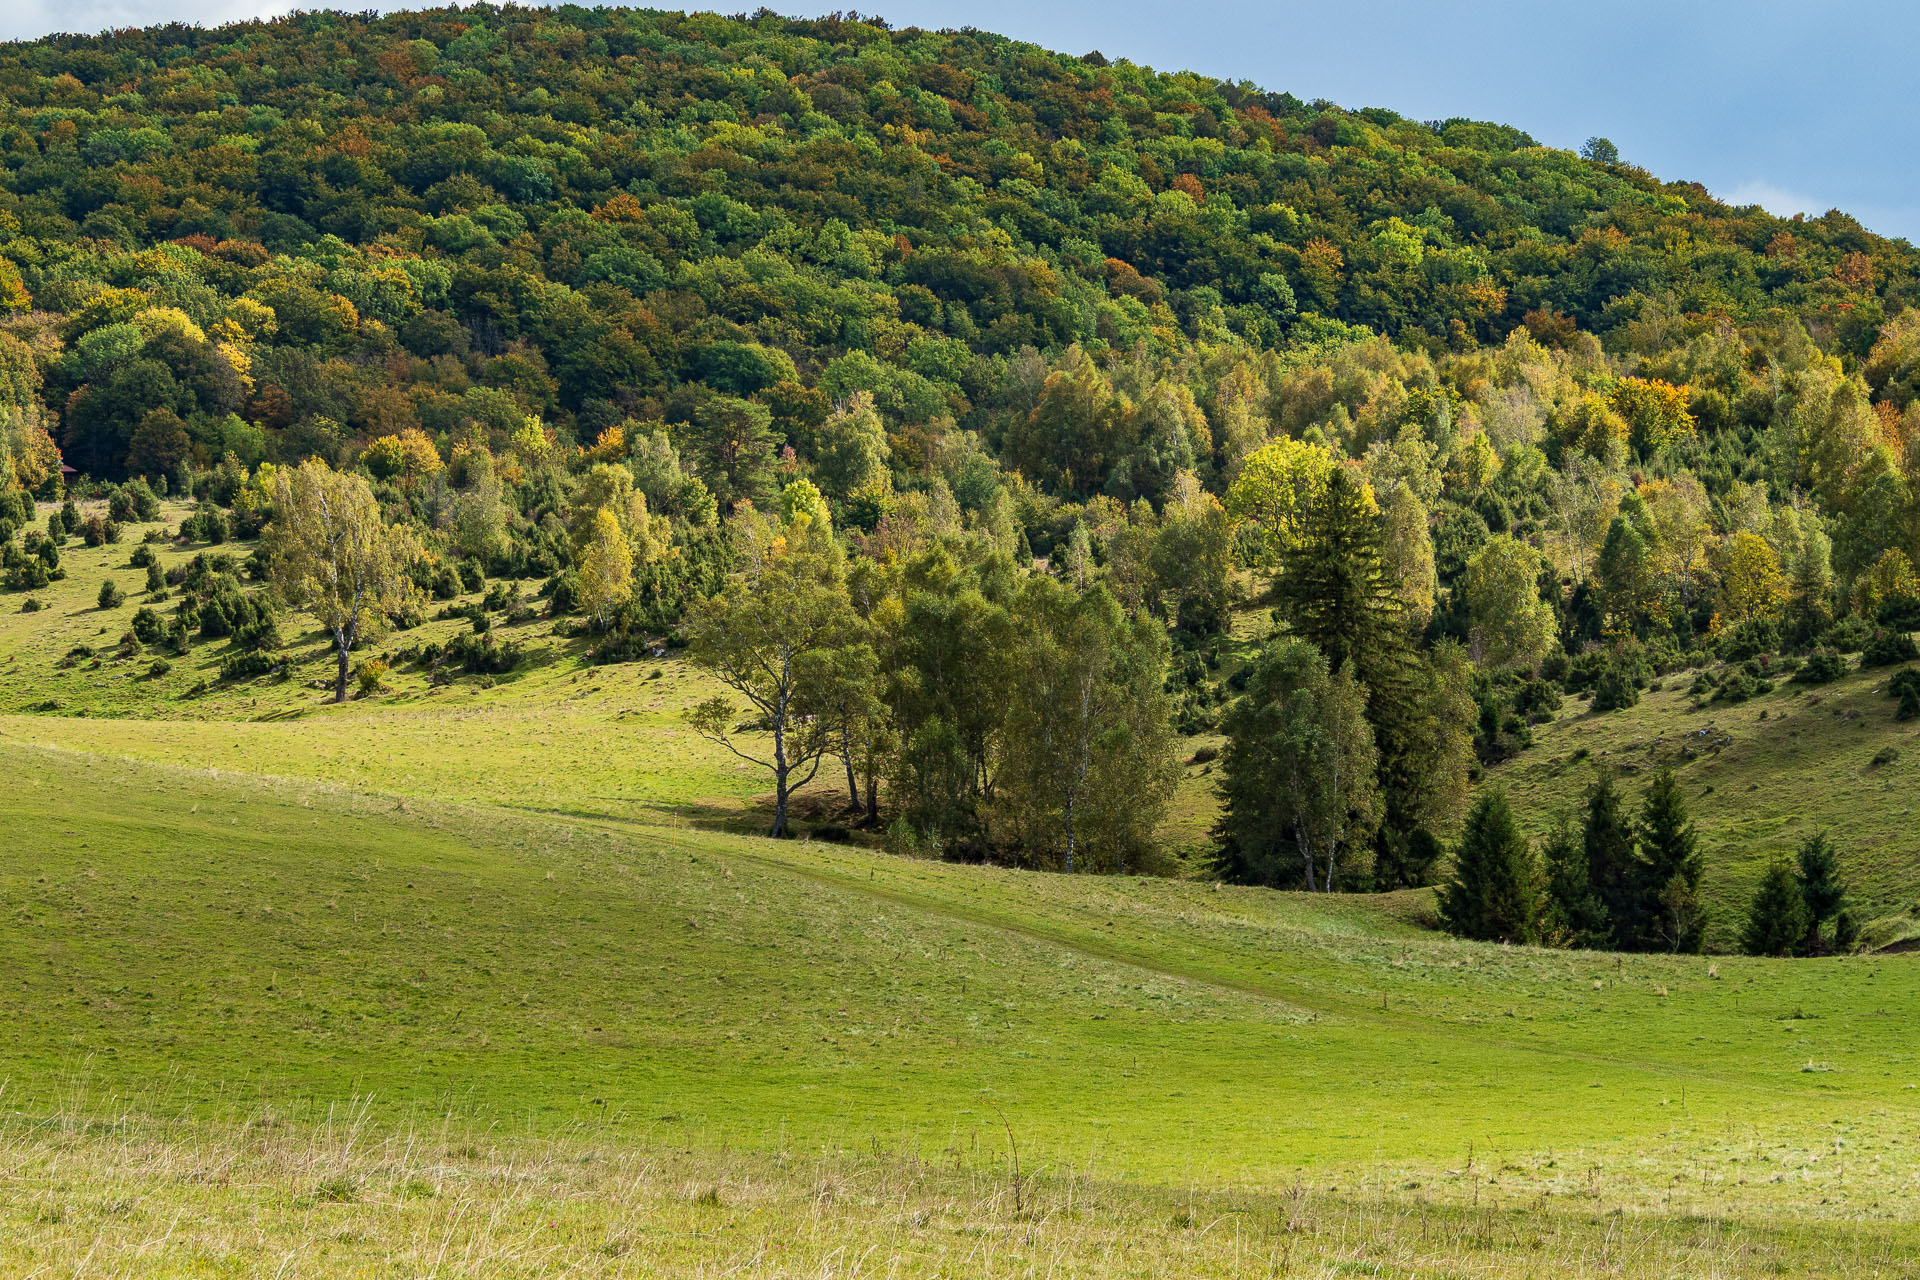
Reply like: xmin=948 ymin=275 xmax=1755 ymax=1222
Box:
xmin=3 ymin=499 xmax=1920 ymax=1274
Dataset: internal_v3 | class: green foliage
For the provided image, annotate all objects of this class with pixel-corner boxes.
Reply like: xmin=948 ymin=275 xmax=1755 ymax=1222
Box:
xmin=1214 ymin=636 xmax=1379 ymax=891
xmin=1793 ymin=832 xmax=1848 ymax=955
xmin=1634 ymin=770 xmax=1705 ymax=953
xmin=1860 ymin=629 xmax=1919 ymax=667
xmin=1742 ymin=859 xmax=1811 ymax=957
xmin=1438 ymin=789 xmax=1540 ymax=944
xmin=1591 ymin=664 xmax=1639 ymax=713
xmin=1582 ymin=771 xmax=1639 ymax=949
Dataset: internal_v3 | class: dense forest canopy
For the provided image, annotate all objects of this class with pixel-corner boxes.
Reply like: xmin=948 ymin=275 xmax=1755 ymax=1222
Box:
xmin=5 ymin=6 xmax=1920 ymax=908
xmin=0 ymin=2 xmax=1912 ymax=484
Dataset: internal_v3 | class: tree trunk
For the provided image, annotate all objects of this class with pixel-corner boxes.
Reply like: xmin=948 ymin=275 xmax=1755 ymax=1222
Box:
xmin=1063 ymin=791 xmax=1076 ymax=875
xmin=770 ymin=716 xmax=788 ymax=838
xmin=333 ymin=625 xmax=352 ymax=703
xmin=841 ymin=722 xmax=860 ymax=812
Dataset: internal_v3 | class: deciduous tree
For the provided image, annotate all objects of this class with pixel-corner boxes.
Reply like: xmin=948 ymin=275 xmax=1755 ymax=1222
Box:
xmin=267 ymin=459 xmax=418 ymax=702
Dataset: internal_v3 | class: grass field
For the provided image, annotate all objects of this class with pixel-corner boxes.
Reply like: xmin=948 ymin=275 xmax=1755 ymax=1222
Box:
xmin=5 ymin=497 xmax=1920 ymax=1274
xmin=3 ymin=736 xmax=1919 ymax=1274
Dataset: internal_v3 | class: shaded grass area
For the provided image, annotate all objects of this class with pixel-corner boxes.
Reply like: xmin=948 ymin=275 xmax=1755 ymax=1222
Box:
xmin=1490 ymin=660 xmax=1920 ymax=949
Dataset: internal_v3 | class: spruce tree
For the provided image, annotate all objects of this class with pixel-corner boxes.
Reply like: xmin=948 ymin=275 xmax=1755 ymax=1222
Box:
xmin=1439 ymin=790 xmax=1540 ymax=944
xmin=1541 ymin=817 xmax=1609 ymax=948
xmin=1274 ymin=468 xmax=1410 ymax=683
xmin=1793 ymin=832 xmax=1846 ymax=956
xmin=1581 ymin=771 xmax=1638 ymax=949
xmin=1634 ymin=770 xmax=1706 ymax=953
xmin=1742 ymin=859 xmax=1811 ymax=957
xmin=1274 ymin=468 xmax=1438 ymax=850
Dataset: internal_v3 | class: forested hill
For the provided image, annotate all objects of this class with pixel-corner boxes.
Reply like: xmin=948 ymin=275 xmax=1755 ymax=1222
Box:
xmin=0 ymin=3 xmax=1915 ymax=483
xmin=8 ymin=5 xmax=1920 ymax=923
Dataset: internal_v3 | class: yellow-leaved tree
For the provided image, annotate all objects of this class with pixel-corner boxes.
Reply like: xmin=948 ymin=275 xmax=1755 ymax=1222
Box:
xmin=1716 ymin=531 xmax=1787 ymax=625
xmin=267 ymin=459 xmax=418 ymax=702
xmin=1225 ymin=437 xmax=1338 ymax=568
xmin=575 ymin=505 xmax=634 ymax=626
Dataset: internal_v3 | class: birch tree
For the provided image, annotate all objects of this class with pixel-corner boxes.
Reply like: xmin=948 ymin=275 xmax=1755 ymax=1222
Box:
xmin=683 ymin=508 xmax=852 ymax=837
xmin=267 ymin=459 xmax=417 ymax=703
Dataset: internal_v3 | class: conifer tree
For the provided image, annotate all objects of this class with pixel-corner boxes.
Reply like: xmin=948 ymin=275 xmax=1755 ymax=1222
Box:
xmin=1581 ymin=771 xmax=1638 ymax=949
xmin=1274 ymin=467 xmax=1408 ymax=684
xmin=1275 ymin=467 xmax=1469 ymax=855
xmin=1742 ymin=859 xmax=1811 ymax=957
xmin=1439 ymin=789 xmax=1540 ymax=944
xmin=1634 ymin=770 xmax=1706 ymax=953
xmin=1793 ymin=832 xmax=1847 ymax=956
xmin=1540 ymin=817 xmax=1609 ymax=948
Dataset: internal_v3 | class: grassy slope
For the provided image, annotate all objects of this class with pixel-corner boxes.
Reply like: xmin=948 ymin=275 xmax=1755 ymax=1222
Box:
xmin=4 ymin=739 xmax=1918 ymax=1205
xmin=1490 ymin=660 xmax=1920 ymax=950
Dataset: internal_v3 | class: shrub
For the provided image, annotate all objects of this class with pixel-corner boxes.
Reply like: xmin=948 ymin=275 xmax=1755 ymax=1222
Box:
xmin=180 ymin=502 xmax=229 ymax=543
xmin=232 ymin=614 xmax=283 ymax=652
xmin=1512 ymin=678 xmax=1563 ymax=720
xmin=130 ymin=606 xmax=164 ymax=645
xmin=546 ymin=571 xmax=578 ymax=617
xmin=1890 ymin=669 xmax=1920 ymax=721
xmin=5 ymin=556 xmax=50 ymax=591
xmin=355 ymin=658 xmax=388 ymax=696
xmin=1716 ymin=617 xmax=1780 ymax=662
xmin=146 ymin=658 xmax=172 ymax=678
xmin=97 ymin=579 xmax=125 ymax=609
xmin=1564 ymin=650 xmax=1608 ymax=695
xmin=129 ymin=544 xmax=155 ymax=568
xmin=20 ymin=596 xmax=41 ymax=612
xmin=589 ymin=627 xmax=654 ymax=664
xmin=219 ymin=650 xmax=284 ymax=682
xmin=443 ymin=631 xmax=523 ymax=675
xmin=193 ymin=577 xmax=276 ymax=642
xmin=1591 ymin=665 xmax=1638 ymax=712
xmin=82 ymin=514 xmax=121 ymax=546
xmin=1711 ymin=668 xmax=1772 ymax=704
xmin=1791 ymin=649 xmax=1846 ymax=685
xmin=145 ymin=561 xmax=164 ymax=593
xmin=1876 ymin=594 xmax=1920 ymax=633
xmin=109 ymin=479 xmax=161 ymax=523
xmin=1861 ymin=629 xmax=1920 ymax=668
xmin=457 ymin=557 xmax=485 ymax=592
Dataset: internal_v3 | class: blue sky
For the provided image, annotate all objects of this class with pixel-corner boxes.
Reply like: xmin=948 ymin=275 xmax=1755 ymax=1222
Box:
xmin=5 ymin=0 xmax=1914 ymax=242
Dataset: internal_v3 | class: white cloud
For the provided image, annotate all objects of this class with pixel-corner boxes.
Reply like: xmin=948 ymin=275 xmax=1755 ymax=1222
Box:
xmin=1717 ymin=179 xmax=1824 ymax=219
xmin=4 ymin=1 xmax=311 ymax=42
